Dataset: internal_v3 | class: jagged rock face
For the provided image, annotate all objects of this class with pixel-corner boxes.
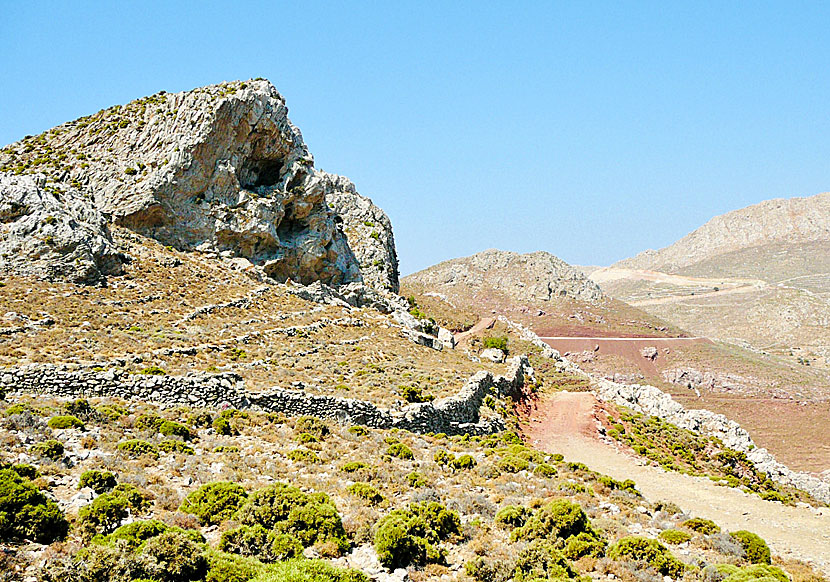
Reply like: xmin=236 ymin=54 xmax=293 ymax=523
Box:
xmin=0 ymin=80 xmax=396 ymax=287
xmin=406 ymin=249 xmax=603 ymax=303
xmin=322 ymin=172 xmax=399 ymax=293
xmin=0 ymin=174 xmax=124 ymax=283
xmin=616 ymin=192 xmax=830 ymax=272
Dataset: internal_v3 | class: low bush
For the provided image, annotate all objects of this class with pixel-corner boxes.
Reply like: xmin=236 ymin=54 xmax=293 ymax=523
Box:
xmin=0 ymin=469 xmax=68 ymax=543
xmin=205 ymin=551 xmax=265 ymax=582
xmin=32 ymin=439 xmax=64 ymax=461
xmin=717 ymin=564 xmax=789 ymax=582
xmin=135 ymin=413 xmax=165 ymax=431
xmin=532 ymin=463 xmax=557 ymax=478
xmin=608 ymin=536 xmax=685 ymax=577
xmin=97 ymin=519 xmax=204 ymax=551
xmin=138 ymin=530 xmax=209 ymax=582
xmin=160 ymin=420 xmax=193 ymax=440
xmin=406 ymin=472 xmax=426 ymax=488
xmin=340 ymin=461 xmax=368 ymax=473
xmin=374 ymin=501 xmax=460 ymax=569
xmin=78 ymin=469 xmax=117 ymax=493
xmin=235 ymin=483 xmax=349 ymax=554
xmin=347 ymin=483 xmax=383 ymax=505
xmin=219 ymin=524 xmax=302 ymax=562
xmin=159 ymin=440 xmax=195 ymax=455
xmin=660 ymin=529 xmax=692 ymax=544
xmin=214 ymin=445 xmax=240 ymax=453
xmin=483 ymin=335 xmax=508 ymax=353
xmin=514 ymin=499 xmax=593 ymax=542
xmin=78 ymin=492 xmax=129 ymax=538
xmin=386 ymin=443 xmax=413 ymax=460
xmin=494 ymin=505 xmax=531 ymax=529
xmin=730 ymin=530 xmax=771 ymax=564
xmin=287 ymin=449 xmax=322 ymax=464
xmin=117 ymin=439 xmax=159 ymax=459
xmin=496 ymin=455 xmax=529 ymax=473
xmin=295 ymin=416 xmax=329 ymax=439
xmin=250 ymin=559 xmax=369 ymax=582
xmin=47 ymin=415 xmax=85 ymax=430
xmin=514 ymin=539 xmax=575 ymax=582
xmin=400 ymin=385 xmax=434 ymax=403
xmin=682 ymin=517 xmax=721 ymax=535
xmin=213 ymin=416 xmax=237 ymax=436
xmin=564 ymin=531 xmax=607 ymax=559
xmin=347 ymin=426 xmax=368 ymax=437
xmin=451 ymin=454 xmax=477 ymax=470
xmin=188 ymin=411 xmax=213 ymax=428
xmin=180 ymin=481 xmax=248 ymax=525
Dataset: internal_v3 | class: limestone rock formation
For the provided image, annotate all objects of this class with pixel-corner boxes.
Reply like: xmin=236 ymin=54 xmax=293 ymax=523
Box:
xmin=0 ymin=80 xmax=397 ymax=288
xmin=405 ymin=249 xmax=603 ymax=304
xmin=0 ymin=173 xmax=124 ymax=283
xmin=322 ymin=172 xmax=399 ymax=293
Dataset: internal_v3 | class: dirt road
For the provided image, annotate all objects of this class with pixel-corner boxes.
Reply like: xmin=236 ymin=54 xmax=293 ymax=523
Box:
xmin=521 ymin=392 xmax=830 ymax=574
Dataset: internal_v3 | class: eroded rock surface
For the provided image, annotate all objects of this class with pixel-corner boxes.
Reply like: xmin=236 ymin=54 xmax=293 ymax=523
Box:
xmin=0 ymin=80 xmax=397 ymax=288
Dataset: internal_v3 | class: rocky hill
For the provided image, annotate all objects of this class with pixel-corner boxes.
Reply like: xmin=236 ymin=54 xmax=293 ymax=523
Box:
xmin=405 ymin=249 xmax=603 ymax=303
xmin=0 ymin=80 xmax=398 ymax=291
xmin=616 ymin=192 xmax=830 ymax=274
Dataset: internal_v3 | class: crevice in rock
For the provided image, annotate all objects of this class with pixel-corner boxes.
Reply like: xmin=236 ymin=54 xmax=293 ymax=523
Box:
xmin=240 ymin=158 xmax=283 ymax=189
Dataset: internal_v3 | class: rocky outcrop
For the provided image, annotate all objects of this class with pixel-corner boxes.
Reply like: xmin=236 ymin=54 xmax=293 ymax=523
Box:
xmin=0 ymin=173 xmax=125 ymax=283
xmin=0 ymin=80 xmax=397 ymax=289
xmin=322 ymin=172 xmax=399 ymax=293
xmin=405 ymin=249 xmax=603 ymax=304
xmin=1 ymin=356 xmax=533 ymax=436
xmin=615 ymin=192 xmax=830 ymax=273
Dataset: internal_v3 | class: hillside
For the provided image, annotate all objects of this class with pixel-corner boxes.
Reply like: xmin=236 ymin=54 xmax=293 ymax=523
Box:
xmin=1 ymin=82 xmax=829 ymax=582
xmin=591 ymin=193 xmax=830 ymax=373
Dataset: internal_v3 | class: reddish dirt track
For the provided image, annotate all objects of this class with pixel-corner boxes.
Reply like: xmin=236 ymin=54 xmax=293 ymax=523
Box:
xmin=520 ymin=392 xmax=830 ymax=573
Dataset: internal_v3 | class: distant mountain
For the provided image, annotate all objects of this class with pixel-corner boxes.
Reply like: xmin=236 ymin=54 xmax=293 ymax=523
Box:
xmin=616 ymin=192 xmax=830 ymax=275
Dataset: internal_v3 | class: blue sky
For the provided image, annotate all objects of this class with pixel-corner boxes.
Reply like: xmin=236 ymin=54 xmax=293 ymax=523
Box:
xmin=3 ymin=2 xmax=829 ymax=275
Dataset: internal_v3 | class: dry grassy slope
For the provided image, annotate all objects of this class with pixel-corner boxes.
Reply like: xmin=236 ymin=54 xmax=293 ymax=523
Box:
xmin=0 ymin=228 xmax=507 ymax=408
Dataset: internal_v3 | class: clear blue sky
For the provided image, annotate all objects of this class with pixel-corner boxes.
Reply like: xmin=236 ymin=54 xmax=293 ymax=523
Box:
xmin=3 ymin=2 xmax=829 ymax=275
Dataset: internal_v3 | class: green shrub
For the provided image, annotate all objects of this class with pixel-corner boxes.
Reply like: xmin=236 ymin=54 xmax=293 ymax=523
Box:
xmin=451 ymin=454 xmax=477 ymax=470
xmin=4 ymin=403 xmax=35 ymax=416
xmin=78 ymin=469 xmax=117 ymax=493
xmin=234 ymin=483 xmax=349 ymax=553
xmin=2 ymin=463 xmax=38 ymax=480
xmin=180 ymin=482 xmax=248 ymax=525
xmin=205 ymin=551 xmax=265 ymax=582
xmin=730 ymin=530 xmax=771 ymax=564
xmin=47 ymin=415 xmax=85 ymax=430
xmin=564 ymin=531 xmax=607 ymax=559
xmin=483 ymin=335 xmax=508 ymax=353
xmin=340 ymin=461 xmax=368 ymax=473
xmin=219 ymin=524 xmax=302 ymax=562
xmin=597 ymin=475 xmax=639 ymax=494
xmin=400 ymin=385 xmax=434 ymax=403
xmin=659 ymin=529 xmax=692 ymax=544
xmin=138 ymin=365 xmax=166 ymax=375
xmin=347 ymin=483 xmax=384 ymax=504
xmin=287 ymin=449 xmax=322 ymax=464
xmin=533 ymin=463 xmax=557 ymax=478
xmin=78 ymin=492 xmax=129 ymax=538
xmin=135 ymin=413 xmax=165 ymax=431
xmin=682 ymin=517 xmax=721 ymax=535
xmin=32 ymin=439 xmax=64 ymax=460
xmin=212 ymin=416 xmax=236 ymax=435
xmin=124 ymin=167 xmax=138 ymax=175
xmin=608 ymin=536 xmax=685 ymax=577
xmin=347 ymin=425 xmax=368 ymax=437
xmin=433 ymin=449 xmax=453 ymax=466
xmin=96 ymin=404 xmax=128 ymax=421
xmin=250 ymin=559 xmax=369 ymax=582
xmin=111 ymin=483 xmax=151 ymax=513
xmin=117 ymin=439 xmax=159 ymax=459
xmin=295 ymin=416 xmax=329 ymax=439
xmin=386 ymin=443 xmax=414 ymax=460
xmin=514 ymin=539 xmax=575 ymax=582
xmin=496 ymin=455 xmax=529 ymax=473
xmin=160 ymin=420 xmax=193 ymax=440
xmin=514 ymin=499 xmax=591 ymax=541
xmin=63 ymin=398 xmax=93 ymax=418
xmin=138 ymin=530 xmax=209 ymax=582
xmin=0 ymin=469 xmax=68 ymax=543
xmin=159 ymin=440 xmax=195 ymax=455
xmin=494 ymin=505 xmax=531 ymax=529
xmin=717 ymin=564 xmax=789 ymax=582
xmin=214 ymin=445 xmax=240 ymax=453
xmin=374 ymin=501 xmax=460 ymax=569
xmin=406 ymin=472 xmax=426 ymax=488
xmin=296 ymin=432 xmax=319 ymax=444
xmin=189 ymin=411 xmax=213 ymax=428
xmin=99 ymin=519 xmax=167 ymax=549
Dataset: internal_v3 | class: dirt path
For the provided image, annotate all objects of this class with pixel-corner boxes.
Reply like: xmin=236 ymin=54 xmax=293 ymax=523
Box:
xmin=629 ymin=284 xmax=762 ymax=306
xmin=521 ymin=392 xmax=830 ymax=574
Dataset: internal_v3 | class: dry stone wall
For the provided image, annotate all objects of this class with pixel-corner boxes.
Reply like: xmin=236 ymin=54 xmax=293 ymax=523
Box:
xmin=1 ymin=356 xmax=532 ymax=436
